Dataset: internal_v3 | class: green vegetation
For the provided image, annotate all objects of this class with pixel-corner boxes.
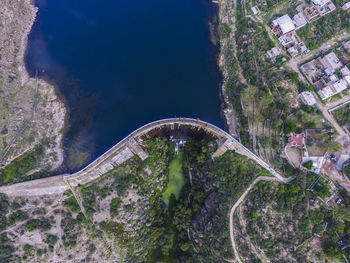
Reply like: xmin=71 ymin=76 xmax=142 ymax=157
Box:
xmin=46 ymin=234 xmax=58 ymax=245
xmin=74 ymin=136 xmax=269 ymax=262
xmin=0 ymin=145 xmax=43 ymax=185
xmin=303 ymin=160 xmax=313 ymax=170
xmin=284 ymin=120 xmax=297 ymax=133
xmin=344 ymin=164 xmax=350 ymax=177
xmin=0 ymin=232 xmax=14 ymax=262
xmin=63 ymin=195 xmax=81 ymax=213
xmin=305 ymin=129 xmax=331 ymax=156
xmin=328 ymin=141 xmax=343 ymax=153
xmin=333 ymin=103 xmax=350 ymax=126
xmin=162 ymin=151 xmax=185 ymax=206
xmin=297 ymin=9 xmax=350 ymax=50
xmin=7 ymin=209 xmax=28 ymax=225
xmin=235 ymin=167 xmax=345 ymax=262
xmin=25 ymin=218 xmax=51 ymax=232
xmin=110 ymin=197 xmax=121 ymax=218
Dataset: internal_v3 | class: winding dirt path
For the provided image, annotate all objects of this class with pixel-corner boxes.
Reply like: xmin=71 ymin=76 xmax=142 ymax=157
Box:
xmin=229 ymin=176 xmax=280 ymax=263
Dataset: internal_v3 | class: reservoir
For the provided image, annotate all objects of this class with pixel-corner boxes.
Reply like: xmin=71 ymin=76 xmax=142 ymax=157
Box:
xmin=26 ymin=0 xmax=223 ymax=171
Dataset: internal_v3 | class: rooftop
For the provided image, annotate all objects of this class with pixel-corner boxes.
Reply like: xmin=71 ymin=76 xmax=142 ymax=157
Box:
xmin=293 ymin=12 xmax=308 ymax=29
xmin=320 ymin=52 xmax=343 ymax=73
xmin=300 ymin=91 xmax=317 ymax=105
xmin=342 ymin=2 xmax=350 ymax=9
xmin=272 ymin=15 xmax=296 ymax=34
xmin=312 ymin=0 xmax=330 ymax=6
xmin=291 ymin=133 xmax=305 ymax=148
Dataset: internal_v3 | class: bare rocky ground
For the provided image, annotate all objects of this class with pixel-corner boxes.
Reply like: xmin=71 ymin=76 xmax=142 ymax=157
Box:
xmin=0 ymin=192 xmax=111 ymax=262
xmin=0 ymin=0 xmax=66 ymax=174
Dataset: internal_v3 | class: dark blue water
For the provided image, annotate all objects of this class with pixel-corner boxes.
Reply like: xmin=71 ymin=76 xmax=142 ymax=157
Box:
xmin=26 ymin=0 xmax=222 ymax=170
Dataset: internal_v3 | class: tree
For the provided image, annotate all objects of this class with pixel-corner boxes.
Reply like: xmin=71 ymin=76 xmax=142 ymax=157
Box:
xmin=343 ymin=164 xmax=350 ymax=177
xmin=284 ymin=121 xmax=297 ymax=133
xmin=328 ymin=141 xmax=343 ymax=153
xmin=301 ymin=114 xmax=310 ymax=123
xmin=241 ymin=86 xmax=258 ymax=101
xmin=303 ymin=160 xmax=313 ymax=170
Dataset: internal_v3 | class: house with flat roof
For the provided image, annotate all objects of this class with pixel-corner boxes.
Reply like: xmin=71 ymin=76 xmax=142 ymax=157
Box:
xmin=300 ymin=91 xmax=317 ymax=105
xmin=312 ymin=0 xmax=329 ymax=7
xmin=317 ymin=1 xmax=336 ymax=16
xmin=318 ymin=78 xmax=349 ymax=100
xmin=272 ymin=15 xmax=296 ymax=36
xmin=266 ymin=47 xmax=283 ymax=61
xmin=251 ymin=6 xmax=259 ymax=15
xmin=342 ymin=2 xmax=350 ymax=9
xmin=304 ymin=5 xmax=320 ymax=20
xmin=293 ymin=12 xmax=308 ymax=29
xmin=319 ymin=52 xmax=343 ymax=74
xmin=341 ymin=67 xmax=350 ymax=77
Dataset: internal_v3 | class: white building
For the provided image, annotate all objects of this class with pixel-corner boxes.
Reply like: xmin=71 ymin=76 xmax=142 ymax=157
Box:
xmin=341 ymin=67 xmax=350 ymax=77
xmin=272 ymin=15 xmax=296 ymax=35
xmin=318 ymin=79 xmax=349 ymax=100
xmin=251 ymin=6 xmax=259 ymax=15
xmin=343 ymin=2 xmax=350 ymax=9
xmin=312 ymin=0 xmax=329 ymax=6
xmin=300 ymin=91 xmax=317 ymax=105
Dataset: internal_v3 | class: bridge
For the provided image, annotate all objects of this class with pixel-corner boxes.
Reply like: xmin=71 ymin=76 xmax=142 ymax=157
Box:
xmin=0 ymin=118 xmax=290 ymax=196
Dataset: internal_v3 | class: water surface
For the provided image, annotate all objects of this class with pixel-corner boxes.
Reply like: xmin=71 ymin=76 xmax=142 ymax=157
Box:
xmin=26 ymin=0 xmax=222 ymax=170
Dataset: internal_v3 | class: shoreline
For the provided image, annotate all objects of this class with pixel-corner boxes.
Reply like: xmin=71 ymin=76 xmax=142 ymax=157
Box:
xmin=202 ymin=0 xmax=236 ymax=134
xmin=18 ymin=0 xmax=67 ymax=171
xmin=214 ymin=0 xmax=240 ymax=138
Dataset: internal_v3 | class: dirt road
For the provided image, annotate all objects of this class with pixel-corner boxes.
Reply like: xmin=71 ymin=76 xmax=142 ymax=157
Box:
xmin=229 ymin=176 xmax=280 ymax=263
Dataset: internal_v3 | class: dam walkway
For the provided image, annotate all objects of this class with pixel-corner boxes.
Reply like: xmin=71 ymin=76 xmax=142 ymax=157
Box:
xmin=0 ymin=118 xmax=291 ymax=196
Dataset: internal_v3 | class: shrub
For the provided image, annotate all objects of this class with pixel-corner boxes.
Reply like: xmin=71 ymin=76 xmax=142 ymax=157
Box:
xmin=46 ymin=234 xmax=58 ymax=245
xmin=110 ymin=197 xmax=121 ymax=218
xmin=26 ymin=219 xmax=38 ymax=232
xmin=303 ymin=160 xmax=313 ymax=170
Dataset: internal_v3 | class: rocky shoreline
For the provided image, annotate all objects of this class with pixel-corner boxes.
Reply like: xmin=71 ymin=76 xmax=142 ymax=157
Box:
xmin=0 ymin=0 xmax=66 ymax=175
xmin=216 ymin=0 xmax=240 ymax=138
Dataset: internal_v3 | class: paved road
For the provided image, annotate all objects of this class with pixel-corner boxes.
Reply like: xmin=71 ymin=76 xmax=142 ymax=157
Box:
xmin=229 ymin=176 xmax=280 ymax=263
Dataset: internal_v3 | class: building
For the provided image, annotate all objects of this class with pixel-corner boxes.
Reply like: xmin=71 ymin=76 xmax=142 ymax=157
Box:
xmin=345 ymin=75 xmax=350 ymax=85
xmin=300 ymin=60 xmax=322 ymax=83
xmin=271 ymin=15 xmax=296 ymax=36
xmin=277 ymin=30 xmax=308 ymax=56
xmin=341 ymin=67 xmax=350 ymax=77
xmin=293 ymin=12 xmax=308 ymax=29
xmin=251 ymin=6 xmax=259 ymax=15
xmin=302 ymin=156 xmax=325 ymax=173
xmin=266 ymin=47 xmax=283 ymax=61
xmin=287 ymin=46 xmax=299 ymax=57
xmin=312 ymin=0 xmax=329 ymax=7
xmin=304 ymin=5 xmax=320 ymax=20
xmin=290 ymin=133 xmax=305 ymax=148
xmin=342 ymin=2 xmax=350 ymax=10
xmin=317 ymin=1 xmax=336 ymax=16
xmin=319 ymin=52 xmax=343 ymax=74
xmin=300 ymin=91 xmax=317 ymax=105
xmin=318 ymin=78 xmax=349 ymax=100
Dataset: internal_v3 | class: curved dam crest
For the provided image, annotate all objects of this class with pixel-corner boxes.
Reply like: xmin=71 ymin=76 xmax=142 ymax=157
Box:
xmin=0 ymin=118 xmax=290 ymax=197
